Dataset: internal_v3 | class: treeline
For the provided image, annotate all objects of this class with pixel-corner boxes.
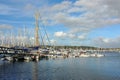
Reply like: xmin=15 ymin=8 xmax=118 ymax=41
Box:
xmin=46 ymin=45 xmax=98 ymax=50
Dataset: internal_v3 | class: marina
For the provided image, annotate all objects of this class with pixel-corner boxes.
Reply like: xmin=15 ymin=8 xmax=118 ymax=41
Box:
xmin=1 ymin=45 xmax=120 ymax=62
xmin=0 ymin=11 xmax=111 ymax=62
xmin=1 ymin=0 xmax=120 ymax=80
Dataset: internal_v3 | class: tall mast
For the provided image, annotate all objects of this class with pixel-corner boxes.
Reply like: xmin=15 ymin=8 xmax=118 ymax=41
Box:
xmin=35 ymin=12 xmax=40 ymax=46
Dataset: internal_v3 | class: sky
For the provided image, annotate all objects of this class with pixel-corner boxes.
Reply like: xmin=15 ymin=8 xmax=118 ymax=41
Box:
xmin=0 ymin=0 xmax=120 ymax=48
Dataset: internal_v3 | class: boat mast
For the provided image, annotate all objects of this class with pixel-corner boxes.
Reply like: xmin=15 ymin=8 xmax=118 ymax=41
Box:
xmin=35 ymin=12 xmax=40 ymax=47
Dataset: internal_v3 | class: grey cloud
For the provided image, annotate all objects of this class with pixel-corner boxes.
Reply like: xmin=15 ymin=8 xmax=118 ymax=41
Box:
xmin=40 ymin=0 xmax=120 ymax=34
xmin=0 ymin=24 xmax=13 ymax=29
xmin=93 ymin=37 xmax=120 ymax=48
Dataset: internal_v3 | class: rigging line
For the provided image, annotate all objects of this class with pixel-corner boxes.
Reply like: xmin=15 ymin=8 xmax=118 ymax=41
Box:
xmin=40 ymin=27 xmax=49 ymax=46
xmin=39 ymin=16 xmax=51 ymax=46
xmin=38 ymin=26 xmax=45 ymax=48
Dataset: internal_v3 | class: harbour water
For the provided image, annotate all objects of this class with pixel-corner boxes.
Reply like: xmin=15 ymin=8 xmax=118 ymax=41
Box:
xmin=0 ymin=52 xmax=120 ymax=80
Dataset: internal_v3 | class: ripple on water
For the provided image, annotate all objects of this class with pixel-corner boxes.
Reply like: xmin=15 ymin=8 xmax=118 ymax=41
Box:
xmin=0 ymin=52 xmax=120 ymax=80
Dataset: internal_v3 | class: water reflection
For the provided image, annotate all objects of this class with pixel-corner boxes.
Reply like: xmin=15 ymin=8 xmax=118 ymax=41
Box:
xmin=0 ymin=52 xmax=120 ymax=80
xmin=32 ymin=61 xmax=39 ymax=80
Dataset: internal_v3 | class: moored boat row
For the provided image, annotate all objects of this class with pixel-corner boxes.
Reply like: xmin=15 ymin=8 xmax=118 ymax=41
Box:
xmin=0 ymin=46 xmax=106 ymax=62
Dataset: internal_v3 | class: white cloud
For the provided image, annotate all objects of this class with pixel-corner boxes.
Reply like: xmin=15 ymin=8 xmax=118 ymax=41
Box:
xmin=78 ymin=33 xmax=87 ymax=40
xmin=54 ymin=31 xmax=67 ymax=38
xmin=68 ymin=33 xmax=76 ymax=39
xmin=102 ymin=38 xmax=110 ymax=43
xmin=67 ymin=7 xmax=83 ymax=13
xmin=51 ymin=1 xmax=71 ymax=11
xmin=50 ymin=39 xmax=56 ymax=45
xmin=93 ymin=37 xmax=120 ymax=48
xmin=54 ymin=31 xmax=88 ymax=40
